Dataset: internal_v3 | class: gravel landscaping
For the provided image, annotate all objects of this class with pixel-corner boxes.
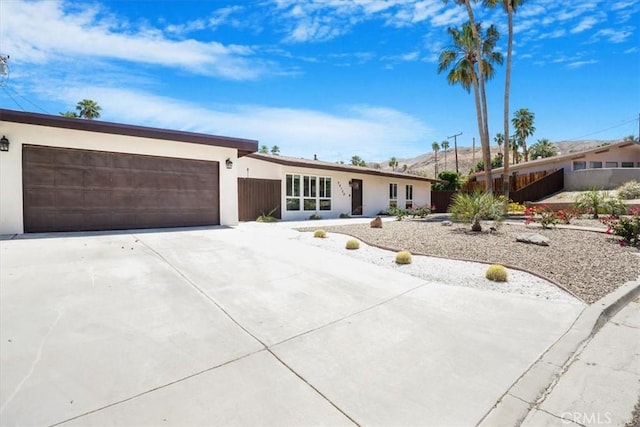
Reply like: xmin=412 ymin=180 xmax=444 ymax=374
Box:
xmin=298 ymin=218 xmax=640 ymax=304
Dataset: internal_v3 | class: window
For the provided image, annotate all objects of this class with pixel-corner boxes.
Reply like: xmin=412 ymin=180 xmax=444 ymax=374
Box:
xmin=573 ymin=161 xmax=586 ymax=171
xmin=389 ymin=183 xmax=398 ymax=208
xmin=286 ymin=174 xmax=301 ymax=210
xmin=319 ymin=177 xmax=332 ymax=210
xmin=589 ymin=161 xmax=602 ymax=169
xmin=405 ymin=185 xmax=413 ymax=209
xmin=621 ymin=162 xmax=634 ymax=168
xmin=286 ymin=174 xmax=332 ymax=211
xmin=605 ymin=161 xmax=618 ymax=168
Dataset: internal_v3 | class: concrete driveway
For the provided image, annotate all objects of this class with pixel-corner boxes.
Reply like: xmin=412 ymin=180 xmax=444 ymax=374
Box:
xmin=1 ymin=224 xmax=584 ymax=426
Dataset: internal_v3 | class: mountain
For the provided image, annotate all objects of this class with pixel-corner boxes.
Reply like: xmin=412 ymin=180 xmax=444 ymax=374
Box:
xmin=380 ymin=140 xmax=619 ymax=179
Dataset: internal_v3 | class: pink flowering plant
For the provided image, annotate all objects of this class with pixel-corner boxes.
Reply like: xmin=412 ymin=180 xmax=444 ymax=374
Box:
xmin=600 ymin=207 xmax=640 ymax=247
xmin=524 ymin=205 xmax=558 ymax=229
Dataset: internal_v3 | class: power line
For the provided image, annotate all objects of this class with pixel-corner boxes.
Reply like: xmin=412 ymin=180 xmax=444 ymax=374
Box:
xmin=2 ymin=86 xmax=25 ymax=111
xmin=2 ymin=85 xmax=50 ymax=114
xmin=566 ymin=116 xmax=638 ymax=141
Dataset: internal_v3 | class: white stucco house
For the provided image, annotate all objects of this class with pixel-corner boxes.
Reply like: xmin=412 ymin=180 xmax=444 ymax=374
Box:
xmin=0 ymin=109 xmax=257 ymax=235
xmin=477 ymin=140 xmax=640 ymax=190
xmin=236 ymin=153 xmax=439 ymax=221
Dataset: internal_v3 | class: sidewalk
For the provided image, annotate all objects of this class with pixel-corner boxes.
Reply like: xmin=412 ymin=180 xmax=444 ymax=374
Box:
xmin=520 ymin=295 xmax=640 ymax=426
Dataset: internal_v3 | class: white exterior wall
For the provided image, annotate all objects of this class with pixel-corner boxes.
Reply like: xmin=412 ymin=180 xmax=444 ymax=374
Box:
xmin=0 ymin=121 xmax=239 ymax=234
xmin=237 ymin=157 xmax=432 ymax=221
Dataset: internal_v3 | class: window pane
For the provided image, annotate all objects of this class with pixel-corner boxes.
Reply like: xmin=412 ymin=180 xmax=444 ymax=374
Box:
xmin=621 ymin=162 xmax=634 ymax=168
xmin=293 ymin=175 xmax=300 ymax=196
xmin=605 ymin=162 xmax=618 ymax=168
xmin=287 ymin=198 xmax=300 ymax=211
xmin=319 ymin=199 xmax=331 ymax=210
xmin=590 ymin=161 xmax=602 ymax=168
xmin=573 ymin=161 xmax=586 ymax=171
xmin=325 ymin=178 xmax=331 ymax=197
xmin=310 ymin=176 xmax=317 ymax=197
xmin=304 ymin=199 xmax=317 ymax=210
xmin=286 ymin=175 xmax=293 ymax=197
xmin=406 ymin=185 xmax=413 ymax=200
xmin=303 ymin=176 xmax=310 ymax=197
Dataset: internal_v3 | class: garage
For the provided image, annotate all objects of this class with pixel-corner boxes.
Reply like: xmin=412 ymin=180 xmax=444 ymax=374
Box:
xmin=23 ymin=145 xmax=220 ymax=232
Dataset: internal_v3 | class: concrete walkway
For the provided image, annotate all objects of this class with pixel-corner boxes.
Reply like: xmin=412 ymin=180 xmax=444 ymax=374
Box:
xmin=1 ymin=224 xmax=586 ymax=426
xmin=520 ymin=296 xmax=640 ymax=427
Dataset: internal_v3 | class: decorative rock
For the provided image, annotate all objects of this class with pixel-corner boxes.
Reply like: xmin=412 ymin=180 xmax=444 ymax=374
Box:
xmin=370 ymin=216 xmax=383 ymax=228
xmin=516 ymin=233 xmax=550 ymax=246
xmin=441 ymin=220 xmax=452 ymax=226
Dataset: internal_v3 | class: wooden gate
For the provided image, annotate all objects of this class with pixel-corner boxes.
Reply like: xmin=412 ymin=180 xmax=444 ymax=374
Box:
xmin=238 ymin=178 xmax=282 ymax=221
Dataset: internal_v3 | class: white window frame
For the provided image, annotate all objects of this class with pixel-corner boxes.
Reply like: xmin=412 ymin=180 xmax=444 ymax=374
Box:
xmin=605 ymin=161 xmax=618 ymax=168
xmin=405 ymin=185 xmax=413 ymax=209
xmin=286 ymin=173 xmax=332 ymax=211
xmin=389 ymin=183 xmax=398 ymax=207
xmin=573 ymin=161 xmax=586 ymax=171
xmin=286 ymin=174 xmax=301 ymax=211
xmin=589 ymin=161 xmax=602 ymax=169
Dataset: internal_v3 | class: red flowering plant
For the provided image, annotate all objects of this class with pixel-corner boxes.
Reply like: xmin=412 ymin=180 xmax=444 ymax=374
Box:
xmin=600 ymin=207 xmax=640 ymax=247
xmin=524 ymin=205 xmax=558 ymax=229
xmin=554 ymin=206 xmax=583 ymax=224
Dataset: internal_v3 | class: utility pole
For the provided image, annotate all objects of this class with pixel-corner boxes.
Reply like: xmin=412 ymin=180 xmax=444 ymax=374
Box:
xmin=448 ymin=132 xmax=462 ymax=174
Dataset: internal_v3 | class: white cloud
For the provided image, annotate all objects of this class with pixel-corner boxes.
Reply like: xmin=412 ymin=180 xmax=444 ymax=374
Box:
xmin=590 ymin=27 xmax=634 ymax=43
xmin=566 ymin=59 xmax=598 ymax=68
xmin=39 ymin=84 xmax=430 ymax=161
xmin=1 ymin=0 xmax=266 ymax=80
xmin=570 ymin=16 xmax=599 ymax=33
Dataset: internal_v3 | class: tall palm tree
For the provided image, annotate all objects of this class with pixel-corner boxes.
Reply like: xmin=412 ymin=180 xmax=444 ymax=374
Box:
xmin=529 ymin=138 xmax=557 ymax=159
xmin=512 ymin=108 xmax=535 ymax=162
xmin=438 ymin=21 xmax=502 ymax=191
xmin=389 ymin=157 xmax=398 ymax=171
xmin=432 ymin=141 xmax=440 ymax=177
xmin=494 ymin=132 xmax=504 ymax=152
xmin=484 ymin=0 xmax=524 ymax=197
xmin=510 ymin=136 xmax=519 ymax=164
xmin=75 ymin=99 xmax=101 ymax=120
xmin=441 ymin=140 xmax=450 ymax=170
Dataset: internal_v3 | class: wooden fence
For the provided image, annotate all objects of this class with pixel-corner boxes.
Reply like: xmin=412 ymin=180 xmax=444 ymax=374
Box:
xmin=238 ymin=178 xmax=282 ymax=221
xmin=432 ymin=168 xmax=564 ymax=212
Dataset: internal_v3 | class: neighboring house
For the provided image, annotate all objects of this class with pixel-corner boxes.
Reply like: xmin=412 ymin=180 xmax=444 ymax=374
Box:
xmin=477 ymin=140 xmax=640 ymax=190
xmin=236 ymin=153 xmax=439 ymax=221
xmin=0 ymin=109 xmax=257 ymax=235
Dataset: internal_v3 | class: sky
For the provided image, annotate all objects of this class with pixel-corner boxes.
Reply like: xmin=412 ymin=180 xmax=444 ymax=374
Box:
xmin=1 ymin=0 xmax=639 ymax=163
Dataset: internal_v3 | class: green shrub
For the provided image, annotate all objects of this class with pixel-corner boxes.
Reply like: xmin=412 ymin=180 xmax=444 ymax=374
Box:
xmin=601 ymin=207 xmax=640 ymax=247
xmin=604 ymin=197 xmax=628 ymax=218
xmin=485 ymin=264 xmax=508 ymax=282
xmin=395 ymin=250 xmax=412 ymax=264
xmin=256 ymin=207 xmax=278 ymax=222
xmin=574 ymin=189 xmax=607 ymax=219
xmin=449 ymin=191 xmax=507 ymax=232
xmin=345 ymin=239 xmax=360 ymax=250
xmin=617 ymin=180 xmax=640 ymax=200
xmin=339 ymin=213 xmax=351 ymax=218
xmin=507 ymin=201 xmax=526 ymax=213
xmin=432 ymin=171 xmax=461 ymax=190
xmin=524 ymin=205 xmax=558 ymax=229
xmin=309 ymin=213 xmax=322 ymax=220
xmin=313 ymin=229 xmax=326 ymax=238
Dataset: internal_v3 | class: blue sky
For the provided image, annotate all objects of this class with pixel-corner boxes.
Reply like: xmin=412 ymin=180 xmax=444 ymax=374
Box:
xmin=1 ymin=0 xmax=639 ymax=162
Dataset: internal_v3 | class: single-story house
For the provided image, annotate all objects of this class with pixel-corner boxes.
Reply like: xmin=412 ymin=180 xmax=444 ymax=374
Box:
xmin=0 ymin=109 xmax=257 ymax=234
xmin=236 ymin=153 xmax=439 ymax=221
xmin=477 ymin=140 xmax=640 ymax=190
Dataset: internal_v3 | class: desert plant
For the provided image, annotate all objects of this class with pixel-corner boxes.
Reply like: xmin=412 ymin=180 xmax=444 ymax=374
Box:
xmin=345 ymin=239 xmax=360 ymax=250
xmin=309 ymin=213 xmax=322 ymax=220
xmin=507 ymin=201 xmax=526 ymax=213
xmin=574 ymin=189 xmax=607 ymax=219
xmin=388 ymin=206 xmax=408 ymax=221
xmin=339 ymin=213 xmax=351 ymax=219
xmin=256 ymin=207 xmax=278 ymax=223
xmin=554 ymin=207 xmax=582 ymax=224
xmin=604 ymin=197 xmax=628 ymax=218
xmin=395 ymin=250 xmax=412 ymax=264
xmin=524 ymin=205 xmax=558 ymax=228
xmin=616 ymin=180 xmax=640 ymax=200
xmin=485 ymin=264 xmax=508 ymax=282
xmin=449 ymin=191 xmax=507 ymax=232
xmin=601 ymin=207 xmax=640 ymax=247
xmin=313 ymin=229 xmax=326 ymax=238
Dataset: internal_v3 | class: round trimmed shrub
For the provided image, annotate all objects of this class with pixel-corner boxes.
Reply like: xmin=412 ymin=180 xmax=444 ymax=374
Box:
xmin=486 ymin=264 xmax=508 ymax=282
xmin=395 ymin=250 xmax=412 ymax=264
xmin=313 ymin=229 xmax=327 ymax=238
xmin=345 ymin=239 xmax=360 ymax=250
xmin=617 ymin=180 xmax=640 ymax=200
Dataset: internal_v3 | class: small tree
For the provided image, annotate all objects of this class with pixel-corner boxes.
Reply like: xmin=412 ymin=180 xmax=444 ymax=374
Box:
xmin=350 ymin=155 xmax=366 ymax=166
xmin=389 ymin=157 xmax=398 ymax=171
xmin=259 ymin=145 xmax=269 ymax=154
xmin=76 ymin=99 xmax=102 ymax=120
xmin=433 ymin=170 xmax=461 ymax=190
xmin=449 ymin=191 xmax=506 ymax=232
xmin=270 ymin=145 xmax=280 ymax=155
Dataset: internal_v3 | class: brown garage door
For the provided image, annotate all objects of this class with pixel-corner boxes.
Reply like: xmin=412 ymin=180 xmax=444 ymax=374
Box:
xmin=23 ymin=145 xmax=220 ymax=232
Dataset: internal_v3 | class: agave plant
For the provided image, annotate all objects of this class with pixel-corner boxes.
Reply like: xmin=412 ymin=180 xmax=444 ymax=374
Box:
xmin=449 ymin=191 xmax=506 ymax=232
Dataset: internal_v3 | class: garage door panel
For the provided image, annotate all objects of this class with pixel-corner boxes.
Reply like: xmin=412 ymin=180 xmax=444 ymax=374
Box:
xmin=55 ymin=168 xmax=84 ymax=187
xmin=54 ymin=149 xmax=84 ymax=166
xmin=23 ymin=146 xmax=220 ymax=233
xmin=23 ymin=165 xmax=54 ymax=186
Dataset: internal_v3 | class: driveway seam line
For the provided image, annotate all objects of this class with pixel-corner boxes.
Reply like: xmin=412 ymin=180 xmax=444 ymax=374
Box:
xmin=133 ymin=234 xmax=359 ymax=425
xmin=47 ymin=350 xmax=264 ymax=427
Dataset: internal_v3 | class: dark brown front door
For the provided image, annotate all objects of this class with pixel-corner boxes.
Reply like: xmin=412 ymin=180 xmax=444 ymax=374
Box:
xmin=23 ymin=145 xmax=220 ymax=232
xmin=351 ymin=179 xmax=363 ymax=215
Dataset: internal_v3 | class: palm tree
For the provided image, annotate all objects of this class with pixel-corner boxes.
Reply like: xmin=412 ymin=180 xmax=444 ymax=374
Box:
xmin=529 ymin=138 xmax=558 ymax=159
xmin=351 ymin=155 xmax=366 ymax=166
xmin=389 ymin=157 xmax=398 ymax=171
xmin=494 ymin=133 xmax=504 ymax=152
xmin=259 ymin=145 xmax=269 ymax=154
xmin=75 ymin=99 xmax=101 ymax=120
xmin=270 ymin=145 xmax=280 ymax=155
xmin=60 ymin=111 xmax=78 ymax=118
xmin=432 ymin=141 xmax=440 ymax=177
xmin=441 ymin=140 xmax=450 ymax=170
xmin=510 ymin=136 xmax=519 ymax=164
xmin=438 ymin=21 xmax=503 ymax=191
xmin=512 ymin=108 xmax=535 ymax=162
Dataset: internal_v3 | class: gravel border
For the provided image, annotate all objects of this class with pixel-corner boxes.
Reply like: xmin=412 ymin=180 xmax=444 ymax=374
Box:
xmin=298 ymin=219 xmax=640 ymax=304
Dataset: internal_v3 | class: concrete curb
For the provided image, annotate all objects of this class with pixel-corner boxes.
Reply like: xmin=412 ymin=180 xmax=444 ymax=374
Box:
xmin=477 ymin=277 xmax=640 ymax=427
